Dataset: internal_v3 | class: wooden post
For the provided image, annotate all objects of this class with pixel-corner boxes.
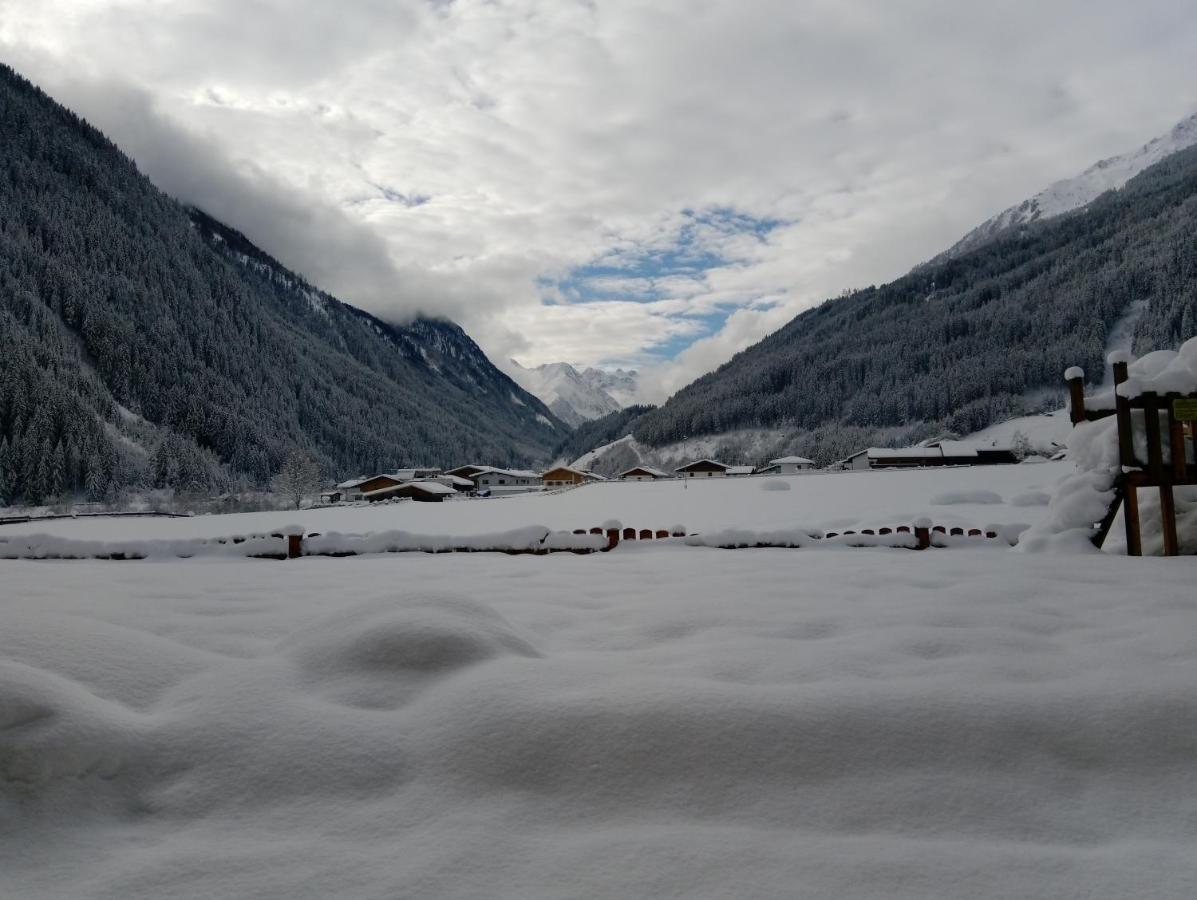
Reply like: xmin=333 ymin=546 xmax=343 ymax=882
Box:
xmin=914 ymin=524 xmax=931 ymax=550
xmin=1168 ymin=402 xmax=1187 ymax=482
xmin=605 ymin=528 xmax=620 ymax=550
xmin=1143 ymin=393 xmax=1164 ymax=482
xmin=1160 ymin=484 xmax=1179 ymax=557
xmin=287 ymin=533 xmax=303 ymax=559
xmin=622 ymin=527 xmax=636 ymax=540
xmin=1113 ymin=361 xmax=1135 ymax=469
xmin=1124 ymin=482 xmax=1142 ymax=557
xmin=1066 ymin=368 xmax=1087 ymax=424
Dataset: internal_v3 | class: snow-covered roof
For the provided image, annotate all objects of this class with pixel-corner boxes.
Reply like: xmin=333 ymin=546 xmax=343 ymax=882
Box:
xmin=868 ymin=448 xmax=943 ymax=460
xmin=618 ymin=466 xmax=669 ymax=478
xmin=472 ymin=468 xmax=542 ymax=480
xmin=726 ymin=465 xmax=756 ymax=475
xmin=769 ymin=456 xmax=813 ymax=465
xmin=362 ymin=480 xmax=456 ymax=498
xmin=674 ymin=459 xmax=731 ymax=471
xmin=336 ymin=476 xmax=370 ymax=489
xmin=933 ymin=441 xmax=979 ymax=458
xmin=541 ymin=465 xmax=597 ymax=478
xmin=434 ymin=474 xmax=475 ymax=487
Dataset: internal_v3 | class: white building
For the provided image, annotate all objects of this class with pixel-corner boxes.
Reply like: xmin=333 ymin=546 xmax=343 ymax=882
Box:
xmin=471 ymin=467 xmax=543 ymax=494
xmin=759 ymin=456 xmax=815 ymax=475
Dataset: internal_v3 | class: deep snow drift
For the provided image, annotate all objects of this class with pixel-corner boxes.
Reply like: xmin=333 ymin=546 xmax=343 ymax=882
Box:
xmin=2 ymin=548 xmax=1196 ymax=899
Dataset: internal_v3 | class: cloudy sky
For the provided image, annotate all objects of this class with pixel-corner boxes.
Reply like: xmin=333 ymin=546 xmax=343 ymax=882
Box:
xmin=3 ymin=0 xmax=1195 ymax=400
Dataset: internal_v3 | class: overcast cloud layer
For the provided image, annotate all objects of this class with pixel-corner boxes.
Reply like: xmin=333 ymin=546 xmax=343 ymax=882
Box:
xmin=3 ymin=1 xmax=1195 ymax=400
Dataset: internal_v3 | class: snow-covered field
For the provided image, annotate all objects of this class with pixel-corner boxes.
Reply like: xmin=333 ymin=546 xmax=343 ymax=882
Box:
xmin=0 ymin=461 xmax=1071 ymax=543
xmin=4 ymin=461 xmax=1197 ymax=899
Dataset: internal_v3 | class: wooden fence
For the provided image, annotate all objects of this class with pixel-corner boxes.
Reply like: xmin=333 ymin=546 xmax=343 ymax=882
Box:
xmin=1066 ymin=360 xmax=1196 ymax=555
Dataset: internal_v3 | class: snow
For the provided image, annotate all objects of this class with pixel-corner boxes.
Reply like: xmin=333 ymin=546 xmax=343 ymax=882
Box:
xmin=759 ymin=479 xmax=791 ymax=491
xmin=930 ymin=489 xmax=1003 ymax=505
xmin=964 ymin=408 xmax=1072 ymax=454
xmin=0 ymin=463 xmax=1075 ymax=546
xmin=508 ymin=360 xmax=622 ymax=426
xmin=4 ymin=543 xmax=1197 ymax=898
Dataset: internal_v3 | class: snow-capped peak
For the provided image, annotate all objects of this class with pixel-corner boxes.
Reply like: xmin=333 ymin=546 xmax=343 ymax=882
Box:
xmin=938 ymin=111 xmax=1197 ymax=261
xmin=508 ymin=360 xmax=627 ymax=427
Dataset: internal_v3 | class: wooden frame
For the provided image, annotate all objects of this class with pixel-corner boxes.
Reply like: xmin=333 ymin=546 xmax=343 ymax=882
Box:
xmin=1066 ymin=360 xmax=1197 ymax=556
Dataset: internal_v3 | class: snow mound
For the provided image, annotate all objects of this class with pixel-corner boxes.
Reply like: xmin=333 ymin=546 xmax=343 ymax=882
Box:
xmin=281 ymin=597 xmax=542 ymax=708
xmin=759 ymin=479 xmax=791 ymax=492
xmin=930 ymin=490 xmax=1003 ymax=506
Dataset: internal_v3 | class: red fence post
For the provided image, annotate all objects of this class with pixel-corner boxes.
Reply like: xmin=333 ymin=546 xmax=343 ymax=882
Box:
xmin=914 ymin=521 xmax=931 ymax=550
xmin=287 ymin=534 xmax=303 ymax=559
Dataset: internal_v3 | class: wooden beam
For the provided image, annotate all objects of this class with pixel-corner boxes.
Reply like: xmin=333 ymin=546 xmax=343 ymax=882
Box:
xmin=1160 ymin=484 xmax=1179 ymax=557
xmin=1112 ymin=361 xmax=1137 ymax=469
xmin=1124 ymin=483 xmax=1142 ymax=557
xmin=1143 ymin=393 xmax=1165 ymax=482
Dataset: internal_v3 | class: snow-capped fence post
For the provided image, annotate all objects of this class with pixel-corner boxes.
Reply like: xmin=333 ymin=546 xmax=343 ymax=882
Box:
xmin=914 ymin=520 xmax=931 ymax=550
xmin=288 ymin=534 xmax=303 ymax=559
xmin=1065 ymin=367 xmax=1087 ymax=424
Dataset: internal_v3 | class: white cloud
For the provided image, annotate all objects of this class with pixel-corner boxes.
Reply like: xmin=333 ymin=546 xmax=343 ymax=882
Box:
xmin=3 ymin=0 xmax=1196 ymax=402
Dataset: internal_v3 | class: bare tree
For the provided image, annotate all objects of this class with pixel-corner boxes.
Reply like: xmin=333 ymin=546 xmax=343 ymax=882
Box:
xmin=271 ymin=450 xmax=322 ymax=510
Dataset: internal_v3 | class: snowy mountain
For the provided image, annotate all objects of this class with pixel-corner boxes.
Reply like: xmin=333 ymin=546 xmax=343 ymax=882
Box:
xmin=935 ymin=111 xmax=1197 ymax=262
xmin=580 ymin=366 xmax=641 ymax=407
xmin=509 ymin=361 xmax=627 ymax=427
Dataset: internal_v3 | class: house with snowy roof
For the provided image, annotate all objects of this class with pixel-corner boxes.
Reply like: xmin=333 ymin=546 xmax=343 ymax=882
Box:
xmin=675 ymin=459 xmax=734 ymax=478
xmin=541 ymin=466 xmax=602 ymax=487
xmin=362 ymin=480 xmax=457 ymax=503
xmin=757 ymin=456 xmax=815 ymax=475
xmin=618 ymin=465 xmax=670 ymax=481
xmin=466 ymin=466 xmax=543 ymax=494
xmin=834 ymin=441 xmax=1017 ymax=471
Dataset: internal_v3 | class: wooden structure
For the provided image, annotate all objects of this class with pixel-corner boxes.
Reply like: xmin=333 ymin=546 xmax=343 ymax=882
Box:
xmin=1066 ymin=361 xmax=1197 ymax=556
xmin=541 ymin=466 xmax=600 ymax=487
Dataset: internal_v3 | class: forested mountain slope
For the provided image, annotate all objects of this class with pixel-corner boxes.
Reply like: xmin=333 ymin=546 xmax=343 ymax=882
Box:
xmin=633 ymin=144 xmax=1197 ymax=463
xmin=0 ymin=65 xmax=566 ymax=504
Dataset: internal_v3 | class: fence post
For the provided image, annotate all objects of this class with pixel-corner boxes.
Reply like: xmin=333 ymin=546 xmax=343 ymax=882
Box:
xmin=287 ymin=533 xmax=303 ymax=559
xmin=914 ymin=519 xmax=931 ymax=550
xmin=1065 ymin=367 xmax=1086 ymax=424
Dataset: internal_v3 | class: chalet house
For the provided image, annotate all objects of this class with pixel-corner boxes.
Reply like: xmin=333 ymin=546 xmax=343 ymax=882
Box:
xmin=541 ymin=466 xmax=601 ymax=487
xmin=428 ymin=473 xmax=476 ymax=492
xmin=834 ymin=441 xmax=1018 ymax=471
xmin=618 ymin=465 xmax=670 ymax=481
xmin=337 ymin=474 xmax=404 ymax=500
xmin=445 ymin=464 xmax=489 ymax=480
xmin=675 ymin=459 xmax=734 ymax=478
xmin=758 ymin=456 xmax=815 ymax=475
xmin=363 ymin=481 xmax=457 ymax=503
xmin=470 ymin=467 xmax=543 ymax=494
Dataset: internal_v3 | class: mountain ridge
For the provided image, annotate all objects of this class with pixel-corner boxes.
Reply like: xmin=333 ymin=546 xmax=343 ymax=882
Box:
xmin=0 ymin=64 xmax=566 ymax=505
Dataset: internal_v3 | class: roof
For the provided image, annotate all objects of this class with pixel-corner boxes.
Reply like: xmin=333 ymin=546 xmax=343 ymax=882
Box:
xmin=471 ymin=467 xmax=541 ymax=480
xmin=362 ymin=480 xmax=456 ymax=498
xmin=336 ymin=476 xmax=370 ymax=489
xmin=541 ymin=465 xmax=597 ymax=478
xmin=618 ymin=466 xmax=669 ymax=478
xmin=726 ymin=465 xmax=756 ymax=475
xmin=868 ymin=447 xmax=943 ymax=459
xmin=434 ymin=474 xmax=475 ymax=487
xmin=769 ymin=456 xmax=814 ymax=465
xmin=928 ymin=441 xmax=978 ymax=458
xmin=674 ymin=459 xmax=731 ymax=472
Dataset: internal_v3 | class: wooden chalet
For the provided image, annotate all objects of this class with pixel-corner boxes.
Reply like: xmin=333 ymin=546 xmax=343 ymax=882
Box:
xmin=618 ymin=465 xmax=670 ymax=481
xmin=541 ymin=466 xmax=601 ymax=487
xmin=363 ymin=481 xmax=457 ymax=503
xmin=675 ymin=459 xmax=733 ymax=478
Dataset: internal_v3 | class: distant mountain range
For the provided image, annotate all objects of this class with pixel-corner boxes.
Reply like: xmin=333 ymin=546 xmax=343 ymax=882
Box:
xmin=509 ymin=360 xmax=641 ymax=427
xmin=933 ymin=112 xmax=1197 ymax=263
xmin=627 ymin=114 xmax=1197 ymax=466
xmin=0 ymin=65 xmax=566 ymax=505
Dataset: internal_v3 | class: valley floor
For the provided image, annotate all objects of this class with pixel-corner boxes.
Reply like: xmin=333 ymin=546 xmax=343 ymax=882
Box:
xmin=3 ymin=463 xmax=1196 ymax=899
